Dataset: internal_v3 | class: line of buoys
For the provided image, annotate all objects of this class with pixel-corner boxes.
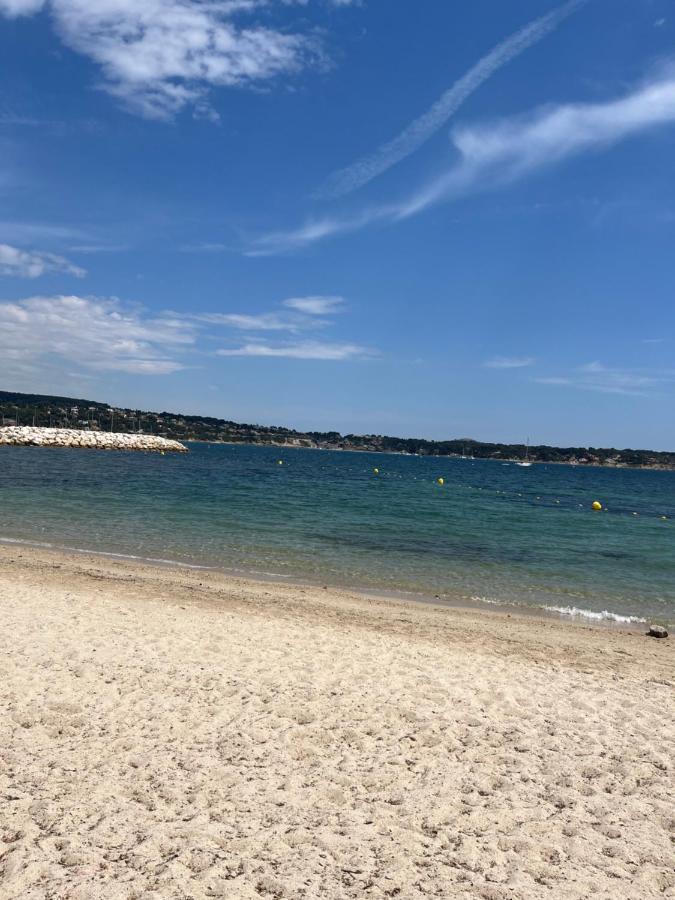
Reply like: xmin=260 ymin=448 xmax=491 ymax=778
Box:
xmin=270 ymin=463 xmax=670 ymax=519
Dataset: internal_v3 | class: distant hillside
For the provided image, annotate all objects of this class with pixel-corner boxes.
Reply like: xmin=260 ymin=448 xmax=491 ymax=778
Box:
xmin=1 ymin=389 xmax=674 ymax=469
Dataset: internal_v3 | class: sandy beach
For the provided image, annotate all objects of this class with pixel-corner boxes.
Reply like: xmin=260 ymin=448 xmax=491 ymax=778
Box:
xmin=0 ymin=545 xmax=673 ymax=899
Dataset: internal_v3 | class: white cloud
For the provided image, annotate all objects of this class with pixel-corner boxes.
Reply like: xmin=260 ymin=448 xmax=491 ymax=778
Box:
xmin=247 ymin=210 xmax=380 ymax=255
xmin=68 ymin=243 xmax=128 ymax=254
xmin=0 ymin=0 xmax=327 ymax=120
xmin=0 ymin=295 xmax=195 ymax=376
xmin=255 ymin=67 xmax=675 ymax=252
xmin=194 ymin=295 xmax=345 ymax=330
xmin=319 ymin=0 xmax=587 ymax=198
xmin=0 ymin=243 xmax=86 ymax=278
xmin=399 ymin=67 xmax=675 ymax=218
xmin=218 ymin=339 xmax=371 ymax=360
xmin=0 ymin=0 xmax=44 ymax=15
xmin=484 ymin=356 xmax=534 ymax=369
xmin=282 ymin=294 xmax=344 ymax=315
xmin=535 ymin=361 xmax=669 ymax=396
xmin=0 ymin=221 xmax=91 ymax=244
xmin=196 ymin=311 xmax=301 ymax=331
xmin=0 ymin=290 xmax=372 ymax=384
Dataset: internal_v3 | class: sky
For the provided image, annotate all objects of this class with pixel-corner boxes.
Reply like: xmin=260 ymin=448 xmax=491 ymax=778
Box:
xmin=1 ymin=0 xmax=674 ymax=448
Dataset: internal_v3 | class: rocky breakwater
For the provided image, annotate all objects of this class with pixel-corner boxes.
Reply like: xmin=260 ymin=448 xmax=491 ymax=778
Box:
xmin=0 ymin=426 xmax=188 ymax=453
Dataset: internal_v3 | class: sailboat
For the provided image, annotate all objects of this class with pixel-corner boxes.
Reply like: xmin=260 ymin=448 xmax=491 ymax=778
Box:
xmin=516 ymin=439 xmax=532 ymax=467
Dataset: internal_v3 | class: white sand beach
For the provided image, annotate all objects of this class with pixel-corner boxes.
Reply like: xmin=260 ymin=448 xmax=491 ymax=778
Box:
xmin=1 ymin=545 xmax=673 ymax=899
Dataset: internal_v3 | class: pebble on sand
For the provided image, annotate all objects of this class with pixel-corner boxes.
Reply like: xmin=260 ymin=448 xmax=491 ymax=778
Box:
xmin=647 ymin=625 xmax=669 ymax=639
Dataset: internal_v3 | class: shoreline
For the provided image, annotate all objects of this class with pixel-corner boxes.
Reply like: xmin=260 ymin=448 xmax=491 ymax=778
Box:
xmin=0 ymin=535 xmax=657 ymax=631
xmin=0 ymin=541 xmax=671 ymax=672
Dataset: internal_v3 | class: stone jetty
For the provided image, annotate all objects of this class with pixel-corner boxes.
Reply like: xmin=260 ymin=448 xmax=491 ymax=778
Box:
xmin=0 ymin=426 xmax=187 ymax=453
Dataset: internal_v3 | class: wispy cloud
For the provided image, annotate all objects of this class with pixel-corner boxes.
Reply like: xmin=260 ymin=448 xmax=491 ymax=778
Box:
xmin=194 ymin=295 xmax=345 ymax=332
xmin=397 ymin=67 xmax=675 ymax=219
xmin=254 ymin=66 xmax=675 ymax=253
xmin=0 ymin=221 xmax=91 ymax=244
xmin=0 ymin=243 xmax=86 ymax=278
xmin=204 ymin=295 xmax=368 ymax=360
xmin=196 ymin=312 xmax=302 ymax=332
xmin=0 ymin=0 xmax=44 ymax=14
xmin=535 ymin=361 xmax=671 ymax=396
xmin=218 ymin=340 xmax=371 ymax=360
xmin=0 ymin=1 xmax=345 ymax=121
xmin=283 ymin=295 xmax=344 ymax=314
xmin=181 ymin=242 xmax=232 ymax=253
xmin=246 ymin=209 xmax=384 ymax=255
xmin=0 ymin=295 xmax=195 ymax=376
xmin=319 ymin=0 xmax=588 ymax=198
xmin=68 ymin=244 xmax=128 ymax=254
xmin=0 ymin=290 xmax=368 ymax=381
xmin=484 ymin=356 xmax=535 ymax=369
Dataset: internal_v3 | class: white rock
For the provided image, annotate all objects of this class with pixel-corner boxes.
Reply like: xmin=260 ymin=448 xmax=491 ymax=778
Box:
xmin=0 ymin=426 xmax=187 ymax=454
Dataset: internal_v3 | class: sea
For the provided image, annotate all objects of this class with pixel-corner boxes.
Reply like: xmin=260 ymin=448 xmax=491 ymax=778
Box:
xmin=1 ymin=442 xmax=673 ymax=626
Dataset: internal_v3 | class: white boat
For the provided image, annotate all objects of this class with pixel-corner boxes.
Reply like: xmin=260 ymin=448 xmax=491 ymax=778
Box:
xmin=516 ymin=439 xmax=532 ymax=467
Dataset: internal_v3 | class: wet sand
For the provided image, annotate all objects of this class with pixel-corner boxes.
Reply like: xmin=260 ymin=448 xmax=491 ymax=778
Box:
xmin=1 ymin=544 xmax=673 ymax=899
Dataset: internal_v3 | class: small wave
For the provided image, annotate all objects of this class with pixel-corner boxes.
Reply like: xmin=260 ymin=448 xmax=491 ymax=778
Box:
xmin=0 ymin=536 xmax=214 ymax=570
xmin=471 ymin=595 xmax=646 ymax=625
xmin=232 ymin=567 xmax=292 ymax=579
xmin=541 ymin=604 xmax=646 ymax=625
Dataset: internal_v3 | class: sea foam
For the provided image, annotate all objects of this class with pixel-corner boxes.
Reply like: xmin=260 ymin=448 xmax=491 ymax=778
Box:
xmin=472 ymin=595 xmax=646 ymax=625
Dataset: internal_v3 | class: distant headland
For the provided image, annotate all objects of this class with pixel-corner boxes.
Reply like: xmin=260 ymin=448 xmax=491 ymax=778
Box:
xmin=1 ymin=389 xmax=673 ymax=469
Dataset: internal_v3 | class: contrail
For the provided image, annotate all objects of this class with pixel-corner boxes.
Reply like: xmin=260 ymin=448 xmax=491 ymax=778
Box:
xmin=319 ymin=0 xmax=589 ymax=199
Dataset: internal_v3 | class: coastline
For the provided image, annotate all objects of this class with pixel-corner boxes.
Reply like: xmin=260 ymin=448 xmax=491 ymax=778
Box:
xmin=1 ymin=543 xmax=674 ymax=898
xmin=0 ymin=542 xmax=667 ymax=654
xmin=0 ymin=535 xmax=660 ymax=630
xmin=186 ymin=439 xmax=675 ymax=471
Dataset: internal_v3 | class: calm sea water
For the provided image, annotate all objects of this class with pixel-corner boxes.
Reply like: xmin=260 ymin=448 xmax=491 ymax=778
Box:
xmin=1 ymin=442 xmax=673 ymax=625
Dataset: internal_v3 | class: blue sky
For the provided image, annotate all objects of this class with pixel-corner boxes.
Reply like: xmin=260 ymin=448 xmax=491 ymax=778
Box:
xmin=1 ymin=0 xmax=674 ymax=448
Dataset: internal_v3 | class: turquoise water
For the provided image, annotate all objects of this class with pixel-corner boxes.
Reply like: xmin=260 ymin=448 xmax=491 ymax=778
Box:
xmin=1 ymin=442 xmax=674 ymax=624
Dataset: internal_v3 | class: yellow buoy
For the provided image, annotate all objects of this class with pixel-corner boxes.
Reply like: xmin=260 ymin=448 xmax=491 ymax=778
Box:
xmin=437 ymin=477 xmax=444 ymax=486
xmin=661 ymin=516 xmax=668 ymax=520
xmin=373 ymin=467 xmax=379 ymax=475
xmin=278 ymin=460 xmax=284 ymax=465
xmin=632 ymin=512 xmax=639 ymax=516
xmin=592 ymin=500 xmax=602 ymax=511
